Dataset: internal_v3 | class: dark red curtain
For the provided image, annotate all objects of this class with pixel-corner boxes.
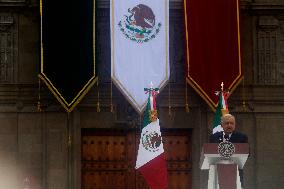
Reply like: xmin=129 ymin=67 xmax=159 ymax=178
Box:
xmin=184 ymin=0 xmax=243 ymax=110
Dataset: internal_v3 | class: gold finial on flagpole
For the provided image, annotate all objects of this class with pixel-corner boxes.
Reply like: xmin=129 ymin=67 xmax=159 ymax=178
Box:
xmin=219 ymin=81 xmax=230 ymax=115
xmin=150 ymin=81 xmax=154 ymax=89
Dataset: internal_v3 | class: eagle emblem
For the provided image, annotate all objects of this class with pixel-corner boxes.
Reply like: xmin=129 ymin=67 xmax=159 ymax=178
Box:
xmin=142 ymin=131 xmax=162 ymax=152
xmin=118 ymin=4 xmax=162 ymax=43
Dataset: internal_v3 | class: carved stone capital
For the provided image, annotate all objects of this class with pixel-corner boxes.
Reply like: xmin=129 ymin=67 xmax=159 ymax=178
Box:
xmin=258 ymin=16 xmax=279 ymax=29
xmin=0 ymin=15 xmax=14 ymax=31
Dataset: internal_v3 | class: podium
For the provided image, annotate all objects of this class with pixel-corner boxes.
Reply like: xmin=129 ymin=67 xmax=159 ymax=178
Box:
xmin=200 ymin=143 xmax=249 ymax=189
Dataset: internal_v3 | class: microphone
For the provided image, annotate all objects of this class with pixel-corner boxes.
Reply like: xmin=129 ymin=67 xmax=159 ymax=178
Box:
xmin=224 ymin=134 xmax=230 ymax=141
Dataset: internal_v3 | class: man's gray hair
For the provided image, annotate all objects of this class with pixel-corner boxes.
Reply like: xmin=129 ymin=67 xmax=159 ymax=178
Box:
xmin=221 ymin=113 xmax=235 ymax=124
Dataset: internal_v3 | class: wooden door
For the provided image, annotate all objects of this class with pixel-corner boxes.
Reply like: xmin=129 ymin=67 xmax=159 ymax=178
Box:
xmin=82 ymin=129 xmax=192 ymax=189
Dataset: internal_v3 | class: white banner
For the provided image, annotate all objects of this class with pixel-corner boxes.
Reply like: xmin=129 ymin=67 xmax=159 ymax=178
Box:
xmin=111 ymin=0 xmax=169 ymax=113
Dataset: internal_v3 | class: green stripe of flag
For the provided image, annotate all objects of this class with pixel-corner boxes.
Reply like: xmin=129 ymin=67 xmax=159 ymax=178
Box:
xmin=143 ymin=96 xmax=151 ymax=128
xmin=212 ymin=95 xmax=222 ymax=129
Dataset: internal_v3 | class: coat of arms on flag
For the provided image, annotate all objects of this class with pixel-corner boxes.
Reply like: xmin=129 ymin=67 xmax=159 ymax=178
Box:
xmin=135 ymin=85 xmax=168 ymax=189
xmin=111 ymin=0 xmax=169 ymax=114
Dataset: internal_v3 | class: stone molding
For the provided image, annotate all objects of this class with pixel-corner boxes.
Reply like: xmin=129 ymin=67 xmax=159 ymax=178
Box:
xmin=0 ymin=0 xmax=26 ymax=7
xmin=1 ymin=0 xmax=284 ymax=10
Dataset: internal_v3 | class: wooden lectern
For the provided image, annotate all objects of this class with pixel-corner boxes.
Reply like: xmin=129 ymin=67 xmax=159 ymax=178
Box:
xmin=200 ymin=143 xmax=249 ymax=189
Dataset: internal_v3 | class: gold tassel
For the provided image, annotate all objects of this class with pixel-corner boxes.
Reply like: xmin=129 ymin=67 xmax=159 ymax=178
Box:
xmin=67 ymin=113 xmax=72 ymax=147
xmin=242 ymin=101 xmax=246 ymax=111
xmin=185 ymin=79 xmax=190 ymax=113
xmin=37 ymin=101 xmax=42 ymax=112
xmin=37 ymin=77 xmax=42 ymax=112
xmin=185 ymin=103 xmax=190 ymax=113
xmin=168 ymin=106 xmax=172 ymax=116
xmin=242 ymin=78 xmax=247 ymax=111
xmin=96 ymin=78 xmax=100 ymax=112
xmin=96 ymin=102 xmax=101 ymax=112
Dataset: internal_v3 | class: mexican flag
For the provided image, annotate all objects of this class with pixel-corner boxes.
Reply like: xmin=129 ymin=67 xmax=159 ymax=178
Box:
xmin=135 ymin=88 xmax=168 ymax=189
xmin=212 ymin=91 xmax=229 ymax=133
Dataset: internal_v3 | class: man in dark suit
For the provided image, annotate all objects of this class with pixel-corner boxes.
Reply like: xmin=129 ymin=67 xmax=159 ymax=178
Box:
xmin=210 ymin=114 xmax=248 ymax=143
xmin=209 ymin=113 xmax=248 ymax=187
